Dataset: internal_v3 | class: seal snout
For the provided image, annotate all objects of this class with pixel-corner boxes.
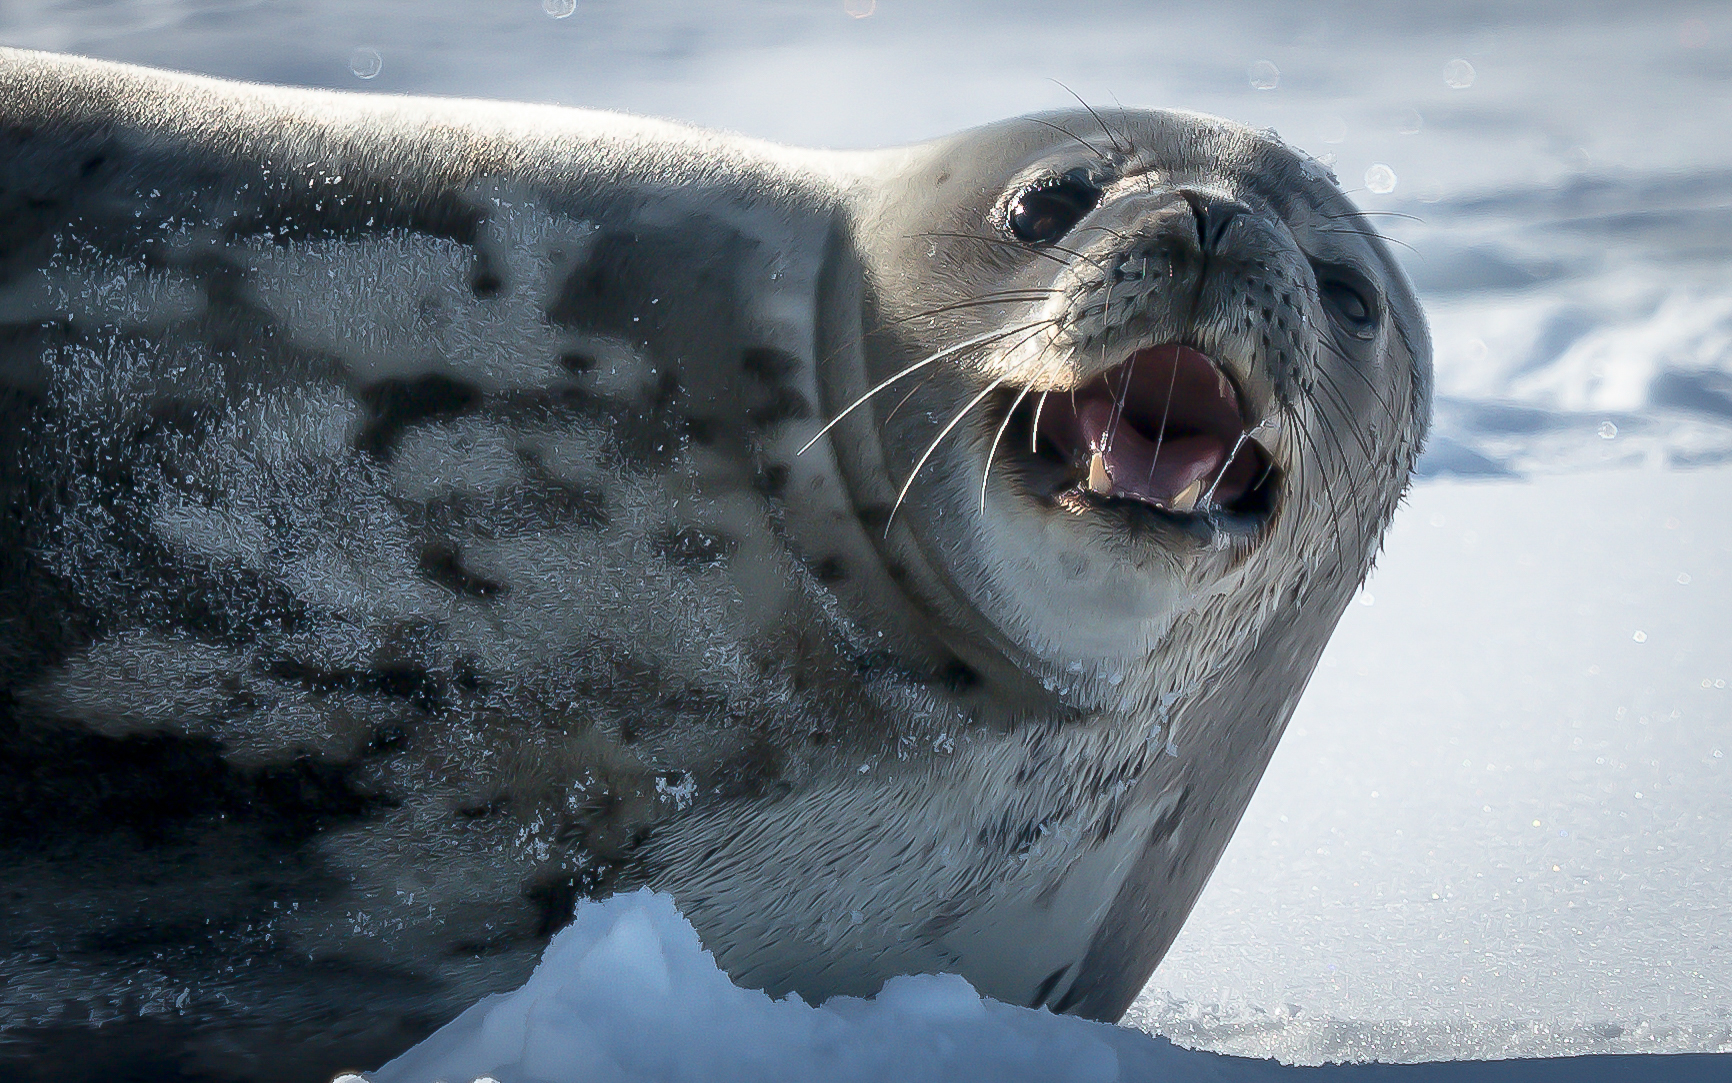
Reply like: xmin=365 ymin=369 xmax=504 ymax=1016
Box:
xmin=1027 ymin=345 xmax=1277 ymax=521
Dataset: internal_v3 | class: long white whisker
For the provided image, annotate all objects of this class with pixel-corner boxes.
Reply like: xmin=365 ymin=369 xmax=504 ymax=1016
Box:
xmin=887 ymin=375 xmax=1009 ymax=535
xmin=1030 ymin=390 xmax=1051 ymax=454
xmin=981 ymin=384 xmax=1034 ymax=514
xmin=797 ymin=322 xmax=1053 ymax=456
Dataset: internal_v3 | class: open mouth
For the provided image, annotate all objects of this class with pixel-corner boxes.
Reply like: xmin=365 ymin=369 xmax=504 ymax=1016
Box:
xmin=1011 ymin=344 xmax=1279 ymax=527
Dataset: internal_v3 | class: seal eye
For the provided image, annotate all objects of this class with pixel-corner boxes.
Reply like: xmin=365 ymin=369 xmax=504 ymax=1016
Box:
xmin=1319 ymin=276 xmax=1378 ymax=338
xmin=1006 ymin=175 xmax=1100 ymax=245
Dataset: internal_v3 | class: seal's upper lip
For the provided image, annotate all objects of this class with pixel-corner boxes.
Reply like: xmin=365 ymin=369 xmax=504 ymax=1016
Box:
xmin=1031 ymin=344 xmax=1276 ymax=519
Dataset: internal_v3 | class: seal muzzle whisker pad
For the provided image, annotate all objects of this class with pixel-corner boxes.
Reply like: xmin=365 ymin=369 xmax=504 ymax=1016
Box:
xmin=0 ymin=49 xmax=1429 ymax=1074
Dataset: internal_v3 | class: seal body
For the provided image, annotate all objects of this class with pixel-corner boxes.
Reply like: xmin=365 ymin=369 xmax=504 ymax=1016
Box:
xmin=0 ymin=50 xmax=1429 ymax=1079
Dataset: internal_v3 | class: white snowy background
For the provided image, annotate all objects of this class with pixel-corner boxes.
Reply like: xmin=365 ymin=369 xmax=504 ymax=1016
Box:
xmin=3 ymin=1 xmax=1729 ymax=1079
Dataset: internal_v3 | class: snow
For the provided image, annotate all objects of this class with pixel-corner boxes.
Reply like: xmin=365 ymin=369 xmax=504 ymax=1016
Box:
xmin=358 ymin=890 xmax=1146 ymax=1083
xmin=2 ymin=0 xmax=1729 ymax=1076
xmin=1132 ymin=465 xmax=1732 ymax=1063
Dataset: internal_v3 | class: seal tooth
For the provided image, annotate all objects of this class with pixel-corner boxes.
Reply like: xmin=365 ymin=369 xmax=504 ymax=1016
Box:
xmin=1169 ymin=478 xmax=1203 ymax=513
xmin=1087 ymin=451 xmax=1112 ymax=494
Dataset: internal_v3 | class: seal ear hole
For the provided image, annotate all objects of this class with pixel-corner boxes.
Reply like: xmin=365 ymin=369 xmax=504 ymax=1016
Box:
xmin=1005 ymin=172 xmax=1101 ymax=245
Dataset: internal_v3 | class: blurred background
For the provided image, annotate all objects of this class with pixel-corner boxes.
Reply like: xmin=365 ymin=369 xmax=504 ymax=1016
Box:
xmin=2 ymin=0 xmax=1728 ymax=1069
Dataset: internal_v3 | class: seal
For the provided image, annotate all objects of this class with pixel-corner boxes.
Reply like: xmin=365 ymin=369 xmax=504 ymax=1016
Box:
xmin=0 ymin=49 xmax=1430 ymax=1079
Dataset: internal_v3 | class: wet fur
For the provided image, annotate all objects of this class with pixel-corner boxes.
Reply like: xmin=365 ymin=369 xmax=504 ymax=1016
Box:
xmin=0 ymin=50 xmax=1429 ymax=1080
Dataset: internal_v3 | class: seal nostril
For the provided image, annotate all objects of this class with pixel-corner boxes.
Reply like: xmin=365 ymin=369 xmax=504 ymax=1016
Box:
xmin=1179 ymin=190 xmax=1249 ymax=254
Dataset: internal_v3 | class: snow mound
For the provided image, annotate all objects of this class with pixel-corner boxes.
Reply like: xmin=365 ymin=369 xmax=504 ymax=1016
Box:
xmin=357 ymin=889 xmax=1147 ymax=1083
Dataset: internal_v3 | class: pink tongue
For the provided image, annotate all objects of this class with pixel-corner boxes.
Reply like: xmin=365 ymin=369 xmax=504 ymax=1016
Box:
xmin=1076 ymin=399 xmax=1226 ymax=509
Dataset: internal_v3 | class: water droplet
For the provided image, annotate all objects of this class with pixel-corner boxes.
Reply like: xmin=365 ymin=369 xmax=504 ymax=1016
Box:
xmin=1247 ymin=60 xmax=1280 ymax=91
xmin=1397 ymin=109 xmax=1423 ymax=136
xmin=542 ymin=0 xmax=577 ymax=16
xmin=843 ymin=0 xmax=876 ymax=17
xmin=1363 ymin=164 xmax=1397 ymax=194
xmin=1444 ymin=58 xmax=1476 ymax=89
xmin=1598 ymin=420 xmax=1618 ymax=439
xmin=1678 ymin=572 xmax=1692 ymax=584
xmin=349 ymin=47 xmax=382 ymax=80
xmin=1358 ymin=592 xmax=1375 ymax=606
xmin=1632 ymin=630 xmax=1647 ymax=643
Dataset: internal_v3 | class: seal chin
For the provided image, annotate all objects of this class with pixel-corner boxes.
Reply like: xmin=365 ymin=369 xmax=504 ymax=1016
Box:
xmin=1002 ymin=343 xmax=1281 ymax=540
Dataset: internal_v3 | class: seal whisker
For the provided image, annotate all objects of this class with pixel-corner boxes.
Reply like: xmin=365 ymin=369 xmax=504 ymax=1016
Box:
xmin=1285 ymin=413 xmax=1357 ymax=580
xmin=1312 ymin=331 xmax=1406 ymax=432
xmin=1320 ymin=227 xmax=1420 ymax=256
xmin=1202 ymin=430 xmax=1250 ymax=509
xmin=797 ymin=321 xmax=1055 ymax=456
xmin=1030 ymin=390 xmax=1051 ymax=454
xmin=1019 ymin=115 xmax=1113 ymax=164
xmin=982 ymin=384 xmax=1035 ymax=513
xmin=888 ymin=375 xmax=1011 ymax=534
xmin=1309 ymin=369 xmax=1378 ymax=460
xmin=1049 ymin=78 xmax=1131 ymax=158
xmin=1143 ymin=356 xmax=1182 ymax=487
xmin=917 ymin=231 xmax=1106 ymax=273
xmin=1305 ymin=383 xmax=1375 ymax=553
xmin=1323 ymin=210 xmax=1425 ymax=223
xmin=830 ymin=290 xmax=1067 ymax=361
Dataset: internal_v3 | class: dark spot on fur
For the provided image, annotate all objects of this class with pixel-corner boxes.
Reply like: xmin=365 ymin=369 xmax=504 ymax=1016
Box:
xmin=559 ymin=352 xmax=597 ymax=373
xmin=683 ymin=416 xmax=721 ymax=445
xmin=754 ymin=463 xmax=789 ymax=498
xmin=79 ymin=153 xmax=106 ymax=178
xmin=365 ymin=725 xmax=409 ymax=756
xmin=267 ymin=659 xmax=443 ymax=714
xmin=356 ymin=374 xmax=483 ymax=458
xmin=653 ymin=526 xmax=737 ymax=567
xmin=713 ymin=741 xmax=788 ymax=802
xmin=452 ymin=657 xmax=488 ymax=695
xmin=456 ymin=796 xmax=511 ymax=819
xmin=810 ymin=555 xmax=846 ymax=584
xmin=470 ymin=271 xmax=503 ymax=298
xmin=1031 ymin=965 xmax=1070 ymax=1008
xmin=417 ymin=541 xmax=507 ymax=598
xmin=0 ymin=727 xmax=386 ymax=849
xmin=1147 ymin=786 xmax=1191 ymax=847
xmin=940 ymin=658 xmax=980 ymax=694
xmin=418 ymin=476 xmax=606 ymax=538
xmin=741 ymin=347 xmax=799 ymax=382
xmin=855 ymin=502 xmax=890 ymax=535
xmin=446 ymin=934 xmax=521 ymax=958
xmin=747 ymin=387 xmax=812 ymax=429
xmin=807 ymin=730 xmax=829 ymax=746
